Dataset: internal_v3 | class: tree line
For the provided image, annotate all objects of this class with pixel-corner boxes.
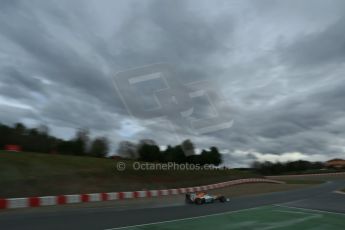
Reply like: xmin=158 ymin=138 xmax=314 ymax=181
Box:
xmin=251 ymin=160 xmax=325 ymax=175
xmin=118 ymin=139 xmax=223 ymax=166
xmin=0 ymin=122 xmax=223 ymax=165
xmin=0 ymin=122 xmax=109 ymax=157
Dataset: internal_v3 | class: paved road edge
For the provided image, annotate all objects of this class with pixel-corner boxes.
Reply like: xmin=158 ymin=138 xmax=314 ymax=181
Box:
xmin=0 ymin=178 xmax=283 ymax=210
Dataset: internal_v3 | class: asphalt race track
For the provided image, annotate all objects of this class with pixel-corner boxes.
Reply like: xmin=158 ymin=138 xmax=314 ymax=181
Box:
xmin=1 ymin=181 xmax=345 ymax=230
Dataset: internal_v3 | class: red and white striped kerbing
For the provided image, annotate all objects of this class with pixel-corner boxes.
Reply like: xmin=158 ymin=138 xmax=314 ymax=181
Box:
xmin=0 ymin=178 xmax=283 ymax=210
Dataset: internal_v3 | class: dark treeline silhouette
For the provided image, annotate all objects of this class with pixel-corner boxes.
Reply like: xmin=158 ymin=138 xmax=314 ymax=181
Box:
xmin=252 ymin=160 xmax=325 ymax=175
xmin=136 ymin=141 xmax=222 ymax=166
xmin=1 ymin=122 xmax=223 ymax=165
xmin=0 ymin=122 xmax=109 ymax=157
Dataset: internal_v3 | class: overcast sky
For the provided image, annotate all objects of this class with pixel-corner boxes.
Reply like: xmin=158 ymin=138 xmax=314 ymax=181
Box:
xmin=1 ymin=0 xmax=345 ymax=167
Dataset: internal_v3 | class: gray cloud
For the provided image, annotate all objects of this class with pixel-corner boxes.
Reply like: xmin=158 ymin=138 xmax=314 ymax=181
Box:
xmin=1 ymin=0 xmax=345 ymax=166
xmin=281 ymin=16 xmax=345 ymax=67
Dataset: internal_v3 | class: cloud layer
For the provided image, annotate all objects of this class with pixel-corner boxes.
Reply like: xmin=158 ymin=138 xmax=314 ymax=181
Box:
xmin=1 ymin=0 xmax=345 ymax=166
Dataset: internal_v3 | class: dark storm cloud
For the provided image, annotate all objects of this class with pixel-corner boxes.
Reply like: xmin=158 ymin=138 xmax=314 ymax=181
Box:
xmin=220 ymin=78 xmax=345 ymax=157
xmin=112 ymin=0 xmax=234 ymax=84
xmin=1 ymin=0 xmax=345 ymax=166
xmin=2 ymin=67 xmax=46 ymax=94
xmin=281 ymin=16 xmax=345 ymax=67
xmin=0 ymin=8 xmax=120 ymax=111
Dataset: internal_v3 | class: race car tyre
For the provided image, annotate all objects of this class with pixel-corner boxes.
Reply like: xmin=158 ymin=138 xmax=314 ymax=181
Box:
xmin=219 ymin=196 xmax=226 ymax=203
xmin=195 ymin=198 xmax=205 ymax=205
xmin=185 ymin=194 xmax=193 ymax=204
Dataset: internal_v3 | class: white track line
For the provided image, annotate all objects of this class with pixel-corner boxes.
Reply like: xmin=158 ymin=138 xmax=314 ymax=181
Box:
xmin=273 ymin=204 xmax=345 ymax=216
xmin=106 ymin=204 xmax=345 ymax=230
xmin=104 ymin=206 xmax=269 ymax=230
xmin=333 ymin=190 xmax=345 ymax=195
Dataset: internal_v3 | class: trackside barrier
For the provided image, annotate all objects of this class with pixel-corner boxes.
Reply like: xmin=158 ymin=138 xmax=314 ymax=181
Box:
xmin=0 ymin=178 xmax=283 ymax=210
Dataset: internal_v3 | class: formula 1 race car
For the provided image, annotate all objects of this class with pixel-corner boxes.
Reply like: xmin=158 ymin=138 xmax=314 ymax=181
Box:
xmin=185 ymin=192 xmax=229 ymax=205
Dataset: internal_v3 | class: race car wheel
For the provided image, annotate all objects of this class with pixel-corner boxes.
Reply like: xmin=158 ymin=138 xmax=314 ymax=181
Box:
xmin=185 ymin=197 xmax=193 ymax=204
xmin=219 ymin=196 xmax=226 ymax=203
xmin=185 ymin=194 xmax=193 ymax=204
xmin=195 ymin=198 xmax=205 ymax=205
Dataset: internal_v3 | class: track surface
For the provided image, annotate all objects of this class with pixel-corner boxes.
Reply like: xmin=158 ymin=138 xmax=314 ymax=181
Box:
xmin=111 ymin=206 xmax=345 ymax=230
xmin=1 ymin=181 xmax=345 ymax=230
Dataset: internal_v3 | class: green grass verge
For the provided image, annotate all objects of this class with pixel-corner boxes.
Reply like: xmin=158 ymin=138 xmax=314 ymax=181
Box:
xmin=0 ymin=151 xmax=258 ymax=198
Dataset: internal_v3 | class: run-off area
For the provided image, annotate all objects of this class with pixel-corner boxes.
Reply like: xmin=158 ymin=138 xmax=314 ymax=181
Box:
xmin=109 ymin=205 xmax=345 ymax=230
